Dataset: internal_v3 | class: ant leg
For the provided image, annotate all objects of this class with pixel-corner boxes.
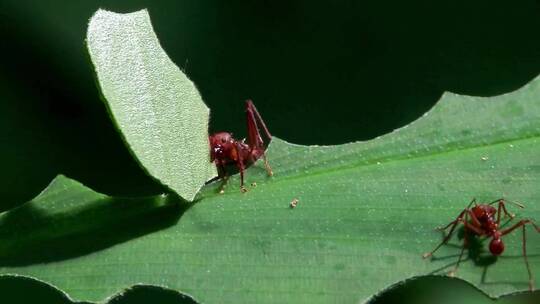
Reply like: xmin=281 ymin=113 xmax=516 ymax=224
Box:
xmin=245 ymin=100 xmax=273 ymax=177
xmin=424 ymin=208 xmax=484 ymax=259
xmin=239 ymin=167 xmax=246 ymax=192
xmin=490 ymin=198 xmax=524 ymax=209
xmin=449 ymin=210 xmax=486 ymax=277
xmin=522 ymin=225 xmax=534 ymax=291
xmin=216 ymin=162 xmax=228 ymax=194
xmin=436 ymin=220 xmax=458 ymax=231
xmin=262 ymin=153 xmax=273 ymax=177
xmin=500 ymin=219 xmax=540 ymax=291
xmin=235 ymin=143 xmax=248 ymax=193
xmin=500 ymin=219 xmax=540 ymax=236
xmin=463 ymin=211 xmax=484 ymax=235
xmin=423 ymin=198 xmax=480 ymax=259
xmin=216 ymin=161 xmax=226 ymax=178
xmin=450 ymin=212 xmax=470 ymax=277
xmin=488 ymin=198 xmax=505 ymax=205
xmin=423 ymin=209 xmax=466 ymax=258
xmin=245 ymin=100 xmax=269 ymax=150
xmin=438 ymin=209 xmax=481 ymax=232
xmin=496 ymin=200 xmax=515 ymax=225
xmin=246 ymin=100 xmax=272 ymax=140
xmin=237 ymin=162 xmax=247 ymax=193
xmin=436 ymin=199 xmax=475 ymax=231
xmin=467 ymin=208 xmax=482 ymax=229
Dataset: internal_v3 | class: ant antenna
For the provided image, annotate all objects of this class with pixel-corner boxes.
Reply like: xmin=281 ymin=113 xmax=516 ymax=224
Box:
xmin=488 ymin=198 xmax=525 ymax=209
xmin=507 ymin=200 xmax=525 ymax=209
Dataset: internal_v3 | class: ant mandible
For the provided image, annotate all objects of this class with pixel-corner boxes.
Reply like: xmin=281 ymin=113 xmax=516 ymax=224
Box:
xmin=423 ymin=198 xmax=540 ymax=291
xmin=209 ymin=100 xmax=273 ymax=193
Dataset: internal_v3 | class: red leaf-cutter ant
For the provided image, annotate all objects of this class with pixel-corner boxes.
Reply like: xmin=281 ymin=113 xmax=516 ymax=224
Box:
xmin=209 ymin=100 xmax=273 ymax=192
xmin=423 ymin=198 xmax=540 ymax=290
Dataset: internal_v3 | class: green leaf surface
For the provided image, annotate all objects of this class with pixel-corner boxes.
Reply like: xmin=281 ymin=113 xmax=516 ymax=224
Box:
xmin=1 ymin=73 xmax=540 ymax=303
xmin=86 ymin=9 xmax=216 ymax=201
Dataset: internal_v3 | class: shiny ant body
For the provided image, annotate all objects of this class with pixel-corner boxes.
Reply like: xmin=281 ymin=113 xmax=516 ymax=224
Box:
xmin=209 ymin=100 xmax=273 ymax=192
xmin=423 ymin=198 xmax=540 ymax=290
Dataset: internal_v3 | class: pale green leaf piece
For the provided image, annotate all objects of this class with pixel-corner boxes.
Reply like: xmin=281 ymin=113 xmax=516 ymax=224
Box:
xmin=86 ymin=9 xmax=216 ymax=201
xmin=1 ymin=74 xmax=539 ymax=303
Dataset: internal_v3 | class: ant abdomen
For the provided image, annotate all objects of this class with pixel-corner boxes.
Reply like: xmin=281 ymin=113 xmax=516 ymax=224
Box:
xmin=489 ymin=238 xmax=504 ymax=255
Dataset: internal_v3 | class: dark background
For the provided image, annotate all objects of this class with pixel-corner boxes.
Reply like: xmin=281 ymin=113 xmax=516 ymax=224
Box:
xmin=0 ymin=0 xmax=539 ymax=303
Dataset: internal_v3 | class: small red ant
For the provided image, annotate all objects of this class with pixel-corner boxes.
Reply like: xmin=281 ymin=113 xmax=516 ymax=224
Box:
xmin=423 ymin=198 xmax=540 ymax=291
xmin=209 ymin=100 xmax=273 ymax=192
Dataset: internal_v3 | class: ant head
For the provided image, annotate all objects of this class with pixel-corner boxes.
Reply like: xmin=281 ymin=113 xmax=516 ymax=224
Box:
xmin=210 ymin=132 xmax=233 ymax=145
xmin=489 ymin=236 xmax=504 ymax=256
xmin=485 ymin=205 xmax=496 ymax=215
xmin=472 ymin=205 xmax=496 ymax=219
xmin=209 ymin=132 xmax=234 ymax=160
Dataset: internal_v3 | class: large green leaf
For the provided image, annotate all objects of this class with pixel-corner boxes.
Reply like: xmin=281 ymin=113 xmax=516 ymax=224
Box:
xmin=86 ymin=9 xmax=216 ymax=201
xmin=0 ymin=73 xmax=539 ymax=303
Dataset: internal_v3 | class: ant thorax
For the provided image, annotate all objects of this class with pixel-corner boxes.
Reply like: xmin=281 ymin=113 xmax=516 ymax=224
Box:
xmin=484 ymin=219 xmax=499 ymax=235
xmin=472 ymin=205 xmax=495 ymax=220
xmin=472 ymin=205 xmax=498 ymax=232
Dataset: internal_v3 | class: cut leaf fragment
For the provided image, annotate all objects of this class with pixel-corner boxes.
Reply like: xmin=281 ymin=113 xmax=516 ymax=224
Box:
xmin=86 ymin=9 xmax=216 ymax=201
